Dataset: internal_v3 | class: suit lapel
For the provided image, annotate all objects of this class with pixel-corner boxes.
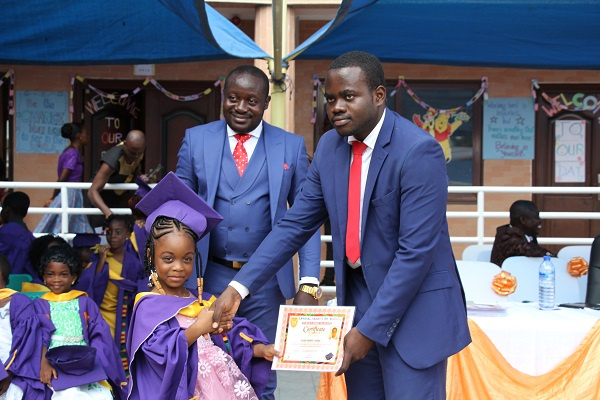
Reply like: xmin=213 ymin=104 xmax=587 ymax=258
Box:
xmin=204 ymin=121 xmax=227 ymax=207
xmin=362 ymin=111 xmax=393 ymax=230
xmin=334 ymin=140 xmax=351 ymax=247
xmin=264 ymin=123 xmax=284 ymax=225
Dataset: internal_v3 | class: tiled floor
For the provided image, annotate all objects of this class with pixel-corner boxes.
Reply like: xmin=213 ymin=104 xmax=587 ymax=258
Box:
xmin=275 ymin=370 xmax=320 ymax=400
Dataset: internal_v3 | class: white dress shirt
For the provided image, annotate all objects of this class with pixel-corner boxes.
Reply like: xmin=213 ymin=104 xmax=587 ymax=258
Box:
xmin=346 ymin=108 xmax=386 ymax=268
xmin=227 ymin=121 xmax=262 ymax=158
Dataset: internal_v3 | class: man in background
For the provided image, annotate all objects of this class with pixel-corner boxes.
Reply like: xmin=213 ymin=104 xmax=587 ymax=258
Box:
xmin=88 ymin=130 xmax=146 ymax=227
xmin=491 ymin=199 xmax=555 ymax=267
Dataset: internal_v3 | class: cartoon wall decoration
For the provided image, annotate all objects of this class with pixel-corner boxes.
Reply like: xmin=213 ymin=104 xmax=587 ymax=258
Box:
xmin=394 ymin=76 xmax=488 ymax=163
xmin=412 ymin=110 xmax=470 ymax=162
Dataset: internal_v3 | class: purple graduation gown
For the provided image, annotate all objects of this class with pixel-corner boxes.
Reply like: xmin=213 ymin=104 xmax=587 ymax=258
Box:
xmin=3 ymin=292 xmax=45 ymax=400
xmin=33 ymin=293 xmax=127 ymax=399
xmin=0 ymin=222 xmax=38 ymax=282
xmin=75 ymin=239 xmax=145 ymax=346
xmin=127 ymin=293 xmax=272 ymax=400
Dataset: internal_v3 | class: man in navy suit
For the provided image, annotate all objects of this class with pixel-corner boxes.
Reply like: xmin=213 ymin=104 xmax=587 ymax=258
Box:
xmin=176 ymin=65 xmax=321 ymax=400
xmin=213 ymin=52 xmax=471 ymax=399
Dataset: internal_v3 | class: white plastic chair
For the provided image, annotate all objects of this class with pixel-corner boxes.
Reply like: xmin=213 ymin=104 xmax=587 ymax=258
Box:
xmin=456 ymin=260 xmax=507 ymax=304
xmin=462 ymin=244 xmax=493 ymax=262
xmin=557 ymin=245 xmax=592 ymax=263
xmin=502 ymin=256 xmax=583 ymax=304
xmin=557 ymin=245 xmax=591 ymax=301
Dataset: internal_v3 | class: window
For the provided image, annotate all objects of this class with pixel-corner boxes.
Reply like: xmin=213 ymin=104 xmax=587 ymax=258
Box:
xmin=389 ymin=80 xmax=483 ymax=202
xmin=313 ymin=79 xmax=483 ymax=202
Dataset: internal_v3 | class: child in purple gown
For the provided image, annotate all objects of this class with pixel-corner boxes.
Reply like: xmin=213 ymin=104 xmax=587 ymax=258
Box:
xmin=33 ymin=245 xmax=126 ymax=399
xmin=0 ymin=253 xmax=45 ymax=400
xmin=127 ymin=172 xmax=277 ymax=400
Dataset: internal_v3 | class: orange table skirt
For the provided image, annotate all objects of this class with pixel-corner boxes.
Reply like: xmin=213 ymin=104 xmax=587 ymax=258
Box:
xmin=317 ymin=318 xmax=600 ymax=400
xmin=447 ymin=318 xmax=600 ymax=400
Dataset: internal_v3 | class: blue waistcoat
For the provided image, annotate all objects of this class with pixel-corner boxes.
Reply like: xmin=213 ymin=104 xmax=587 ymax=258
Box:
xmin=209 ymin=134 xmax=271 ymax=261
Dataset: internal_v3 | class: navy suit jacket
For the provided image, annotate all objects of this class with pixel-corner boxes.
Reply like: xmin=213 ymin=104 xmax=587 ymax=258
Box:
xmin=176 ymin=120 xmax=321 ymax=299
xmin=234 ymin=109 xmax=471 ymax=369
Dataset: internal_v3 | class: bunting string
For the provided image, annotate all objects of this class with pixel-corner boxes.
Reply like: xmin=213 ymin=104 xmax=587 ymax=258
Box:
xmin=71 ymin=75 xmax=225 ymax=118
xmin=531 ymin=79 xmax=600 ymax=116
xmin=391 ymin=76 xmax=488 ymax=115
xmin=310 ymin=74 xmax=487 ymax=125
xmin=0 ymin=70 xmax=15 ymax=116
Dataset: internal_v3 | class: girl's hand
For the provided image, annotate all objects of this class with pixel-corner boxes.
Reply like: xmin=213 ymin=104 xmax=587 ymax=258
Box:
xmin=253 ymin=343 xmax=280 ymax=361
xmin=40 ymin=358 xmax=57 ymax=386
xmin=194 ymin=308 xmax=216 ymax=335
xmin=95 ymin=245 xmax=110 ymax=274
xmin=0 ymin=372 xmax=13 ymax=395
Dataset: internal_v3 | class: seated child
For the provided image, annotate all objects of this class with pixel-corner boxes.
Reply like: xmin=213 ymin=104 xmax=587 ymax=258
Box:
xmin=33 ymin=245 xmax=126 ymax=399
xmin=72 ymin=233 xmax=101 ymax=270
xmin=0 ymin=192 xmax=35 ymax=282
xmin=127 ymin=172 xmax=277 ymax=400
xmin=0 ymin=253 xmax=45 ymax=400
xmin=76 ymin=215 xmax=144 ymax=375
xmin=23 ymin=235 xmax=69 ymax=292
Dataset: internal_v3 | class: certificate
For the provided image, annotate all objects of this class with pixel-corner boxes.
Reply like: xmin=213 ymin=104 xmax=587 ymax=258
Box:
xmin=272 ymin=305 xmax=355 ymax=371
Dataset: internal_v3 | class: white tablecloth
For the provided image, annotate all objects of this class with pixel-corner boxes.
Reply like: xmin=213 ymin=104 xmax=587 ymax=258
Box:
xmin=469 ymin=302 xmax=600 ymax=376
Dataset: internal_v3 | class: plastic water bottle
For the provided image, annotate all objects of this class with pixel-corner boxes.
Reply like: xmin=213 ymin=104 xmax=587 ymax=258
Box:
xmin=539 ymin=255 xmax=555 ymax=310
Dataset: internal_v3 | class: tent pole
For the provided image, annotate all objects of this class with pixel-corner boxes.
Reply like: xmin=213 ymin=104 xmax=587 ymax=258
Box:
xmin=270 ymin=0 xmax=287 ymax=129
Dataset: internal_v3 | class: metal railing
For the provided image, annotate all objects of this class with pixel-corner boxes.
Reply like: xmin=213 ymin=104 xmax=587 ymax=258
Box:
xmin=3 ymin=182 xmax=600 ymax=293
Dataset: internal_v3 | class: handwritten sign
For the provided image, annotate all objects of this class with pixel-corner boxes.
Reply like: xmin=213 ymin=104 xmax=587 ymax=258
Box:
xmin=554 ymin=120 xmax=586 ymax=183
xmin=16 ymin=91 xmax=69 ymax=154
xmin=483 ymin=98 xmax=535 ymax=160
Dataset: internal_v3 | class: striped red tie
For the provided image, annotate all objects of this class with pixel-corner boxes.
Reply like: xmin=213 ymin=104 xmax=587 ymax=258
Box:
xmin=346 ymin=141 xmax=368 ymax=264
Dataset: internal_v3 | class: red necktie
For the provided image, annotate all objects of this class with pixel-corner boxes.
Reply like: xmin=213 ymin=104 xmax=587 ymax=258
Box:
xmin=233 ymin=134 xmax=251 ymax=176
xmin=346 ymin=141 xmax=368 ymax=264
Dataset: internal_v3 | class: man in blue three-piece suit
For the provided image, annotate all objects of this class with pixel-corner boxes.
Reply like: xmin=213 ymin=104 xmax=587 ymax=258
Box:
xmin=175 ymin=65 xmax=322 ymax=400
xmin=212 ymin=52 xmax=471 ymax=399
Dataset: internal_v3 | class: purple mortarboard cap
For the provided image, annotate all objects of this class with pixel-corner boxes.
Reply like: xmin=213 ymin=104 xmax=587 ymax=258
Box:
xmin=72 ymin=233 xmax=101 ymax=248
xmin=135 ymin=172 xmax=223 ymax=239
xmin=134 ymin=176 xmax=152 ymax=198
xmin=46 ymin=345 xmax=107 ymax=391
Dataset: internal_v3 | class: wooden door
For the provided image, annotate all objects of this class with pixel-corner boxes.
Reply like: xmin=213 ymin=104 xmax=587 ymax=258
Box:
xmin=533 ymin=84 xmax=600 ymax=252
xmin=75 ymin=79 xmax=220 ymax=181
xmin=144 ymin=82 xmax=220 ymax=177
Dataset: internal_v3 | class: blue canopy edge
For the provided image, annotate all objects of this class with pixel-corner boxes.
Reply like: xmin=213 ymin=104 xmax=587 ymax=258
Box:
xmin=0 ymin=0 xmax=269 ymax=65
xmin=285 ymin=0 xmax=600 ymax=70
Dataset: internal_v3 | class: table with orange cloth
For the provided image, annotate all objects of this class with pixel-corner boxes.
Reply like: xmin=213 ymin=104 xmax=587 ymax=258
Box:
xmin=448 ymin=302 xmax=600 ymax=399
xmin=317 ymin=302 xmax=600 ymax=400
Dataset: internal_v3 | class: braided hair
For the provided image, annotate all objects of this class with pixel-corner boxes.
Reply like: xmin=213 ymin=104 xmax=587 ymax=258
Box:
xmin=144 ymin=216 xmax=202 ymax=277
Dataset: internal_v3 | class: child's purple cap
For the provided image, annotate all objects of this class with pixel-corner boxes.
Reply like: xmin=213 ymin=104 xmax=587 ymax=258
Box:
xmin=72 ymin=233 xmax=101 ymax=248
xmin=135 ymin=172 xmax=223 ymax=240
xmin=134 ymin=176 xmax=152 ymax=198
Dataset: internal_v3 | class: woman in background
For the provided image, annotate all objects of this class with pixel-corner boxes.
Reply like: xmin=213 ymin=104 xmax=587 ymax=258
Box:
xmin=35 ymin=122 xmax=93 ymax=234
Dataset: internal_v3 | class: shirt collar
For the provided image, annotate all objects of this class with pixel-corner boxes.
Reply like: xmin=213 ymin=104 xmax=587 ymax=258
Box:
xmin=347 ymin=108 xmax=386 ymax=149
xmin=227 ymin=120 xmax=263 ymax=139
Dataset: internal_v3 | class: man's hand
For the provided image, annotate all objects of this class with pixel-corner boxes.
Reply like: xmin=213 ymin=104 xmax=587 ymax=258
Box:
xmin=335 ymin=327 xmax=374 ymax=376
xmin=211 ymin=286 xmax=242 ymax=332
xmin=292 ymin=290 xmax=318 ymax=306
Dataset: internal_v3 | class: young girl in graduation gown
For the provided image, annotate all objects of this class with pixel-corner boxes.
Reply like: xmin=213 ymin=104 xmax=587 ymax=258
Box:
xmin=0 ymin=254 xmax=45 ymax=400
xmin=127 ymin=172 xmax=277 ymax=400
xmin=33 ymin=245 xmax=127 ymax=399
